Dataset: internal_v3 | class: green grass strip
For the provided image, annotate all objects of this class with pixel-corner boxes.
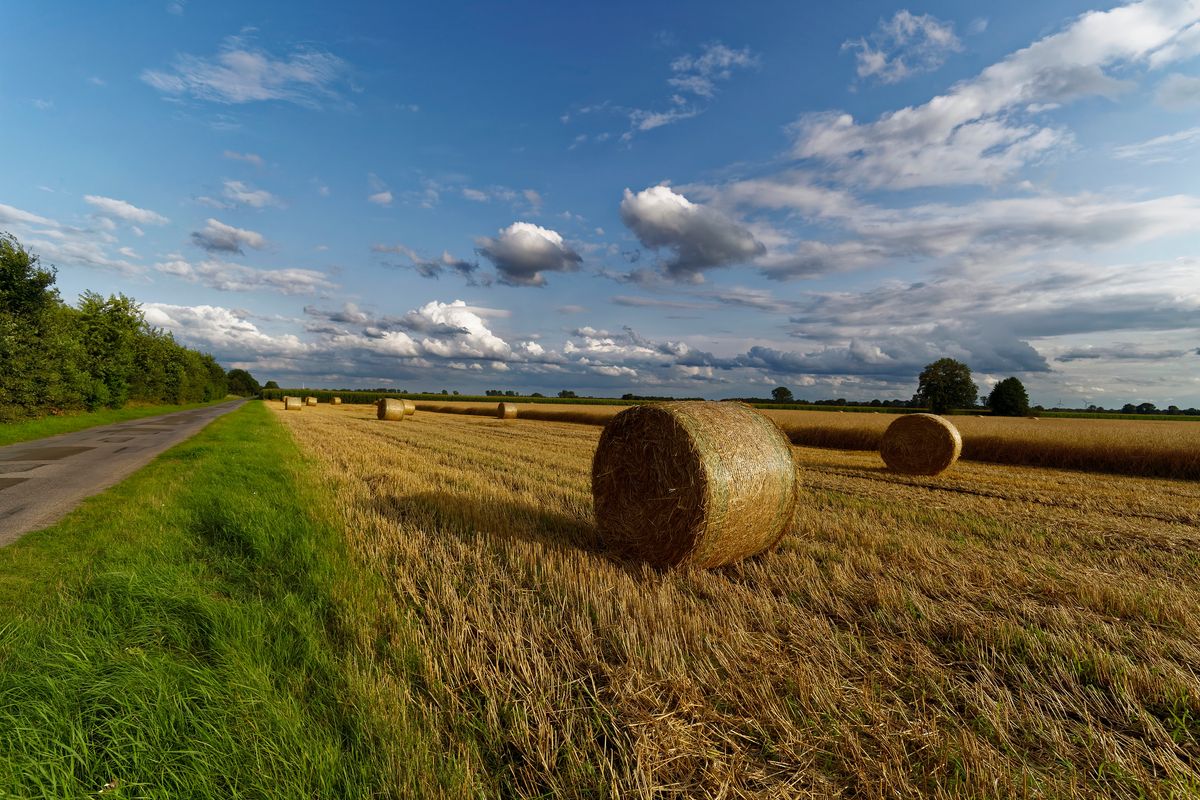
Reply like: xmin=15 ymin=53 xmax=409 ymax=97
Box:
xmin=0 ymin=402 xmax=397 ymax=799
xmin=0 ymin=399 xmax=234 ymax=448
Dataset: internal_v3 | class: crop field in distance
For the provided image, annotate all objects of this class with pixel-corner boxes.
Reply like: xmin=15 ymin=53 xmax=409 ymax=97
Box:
xmin=411 ymin=401 xmax=1200 ymax=480
xmin=273 ymin=401 xmax=1200 ymax=798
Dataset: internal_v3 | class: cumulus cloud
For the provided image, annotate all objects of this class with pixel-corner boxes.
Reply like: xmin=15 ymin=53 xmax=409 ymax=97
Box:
xmin=143 ymin=302 xmax=309 ymax=357
xmin=368 ymin=190 xmax=393 ymax=206
xmin=222 ymin=179 xmax=281 ymax=208
xmin=190 ymin=218 xmax=266 ymax=254
xmin=792 ymin=1 xmax=1200 ymax=188
xmin=155 ymin=256 xmax=334 ymax=294
xmin=476 ymin=222 xmax=581 ymax=286
xmin=619 ymin=185 xmax=763 ymax=281
xmin=83 ymin=195 xmax=169 ymax=225
xmin=843 ymin=10 xmax=962 ymax=84
xmin=141 ymin=35 xmax=348 ymax=107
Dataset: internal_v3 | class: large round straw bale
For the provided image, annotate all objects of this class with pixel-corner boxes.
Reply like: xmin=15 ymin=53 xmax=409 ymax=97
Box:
xmin=880 ymin=413 xmax=962 ymax=476
xmin=403 ymin=399 xmax=416 ymax=416
xmin=497 ymin=402 xmax=517 ymax=419
xmin=305 ymin=396 xmax=318 ymax=406
xmin=377 ymin=398 xmax=405 ymax=421
xmin=331 ymin=397 xmax=343 ymax=405
xmin=284 ymin=396 xmax=302 ymax=411
xmin=592 ymin=401 xmax=798 ymax=568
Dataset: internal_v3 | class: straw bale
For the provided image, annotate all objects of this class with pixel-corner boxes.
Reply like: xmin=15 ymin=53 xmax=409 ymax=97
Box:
xmin=592 ymin=401 xmax=797 ymax=568
xmin=880 ymin=413 xmax=961 ymax=476
xmin=377 ymin=398 xmax=406 ymax=421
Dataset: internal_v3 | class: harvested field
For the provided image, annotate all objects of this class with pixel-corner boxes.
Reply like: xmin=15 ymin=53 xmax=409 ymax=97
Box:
xmin=273 ymin=402 xmax=1200 ymax=798
xmin=413 ymin=401 xmax=1200 ymax=479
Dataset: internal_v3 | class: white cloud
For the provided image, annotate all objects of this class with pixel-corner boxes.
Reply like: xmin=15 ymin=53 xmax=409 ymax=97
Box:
xmin=368 ymin=190 xmax=393 ymax=206
xmin=843 ymin=10 xmax=962 ymax=84
xmin=793 ymin=0 xmax=1200 ymax=188
xmin=190 ymin=218 xmax=266 ymax=254
xmin=668 ymin=42 xmax=758 ymax=98
xmin=143 ymin=302 xmax=309 ymax=356
xmin=619 ymin=185 xmax=763 ymax=281
xmin=476 ymin=222 xmax=581 ymax=286
xmin=1157 ymin=72 xmax=1200 ymax=109
xmin=1113 ymin=125 xmax=1200 ymax=162
xmin=408 ymin=300 xmax=512 ymax=360
xmin=154 ymin=256 xmax=335 ymax=294
xmin=222 ymin=179 xmax=281 ymax=208
xmin=141 ymin=35 xmax=348 ymax=107
xmin=223 ymin=150 xmax=265 ymax=167
xmin=83 ymin=195 xmax=169 ymax=225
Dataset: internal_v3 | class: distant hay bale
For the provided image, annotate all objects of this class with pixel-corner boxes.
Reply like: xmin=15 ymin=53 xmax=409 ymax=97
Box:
xmin=305 ymin=396 xmax=318 ymax=406
xmin=403 ymin=399 xmax=416 ymax=416
xmin=497 ymin=402 xmax=517 ymax=419
xmin=880 ymin=413 xmax=962 ymax=476
xmin=284 ymin=397 xmax=302 ymax=411
xmin=592 ymin=401 xmax=798 ymax=568
xmin=331 ymin=397 xmax=343 ymax=405
xmin=377 ymin=398 xmax=406 ymax=421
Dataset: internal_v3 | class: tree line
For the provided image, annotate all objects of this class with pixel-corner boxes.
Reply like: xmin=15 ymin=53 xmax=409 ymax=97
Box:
xmin=0 ymin=234 xmax=235 ymax=422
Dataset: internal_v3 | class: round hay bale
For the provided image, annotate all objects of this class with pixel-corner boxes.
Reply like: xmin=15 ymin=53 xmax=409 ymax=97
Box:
xmin=331 ymin=397 xmax=343 ymax=405
xmin=284 ymin=396 xmax=303 ymax=411
xmin=592 ymin=401 xmax=797 ymax=568
xmin=377 ymin=398 xmax=405 ymax=421
xmin=880 ymin=413 xmax=961 ymax=476
xmin=402 ymin=399 xmax=416 ymax=416
xmin=497 ymin=402 xmax=517 ymax=419
xmin=305 ymin=396 xmax=318 ymax=406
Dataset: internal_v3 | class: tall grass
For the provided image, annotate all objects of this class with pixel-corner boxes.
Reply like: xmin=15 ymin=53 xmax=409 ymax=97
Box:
xmin=0 ymin=402 xmax=464 ymax=798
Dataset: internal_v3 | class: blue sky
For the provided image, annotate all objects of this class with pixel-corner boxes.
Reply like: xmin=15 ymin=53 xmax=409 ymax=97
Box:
xmin=3 ymin=0 xmax=1199 ymax=405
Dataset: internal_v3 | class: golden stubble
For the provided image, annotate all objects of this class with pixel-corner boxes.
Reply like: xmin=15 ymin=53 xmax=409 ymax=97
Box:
xmin=275 ymin=403 xmax=1200 ymax=799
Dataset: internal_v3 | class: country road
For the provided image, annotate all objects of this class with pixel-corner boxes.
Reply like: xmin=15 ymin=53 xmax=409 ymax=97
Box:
xmin=0 ymin=400 xmax=245 ymax=547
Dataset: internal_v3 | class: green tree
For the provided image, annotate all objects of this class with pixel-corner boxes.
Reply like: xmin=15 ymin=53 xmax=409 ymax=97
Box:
xmin=77 ymin=292 xmax=144 ymax=409
xmin=915 ymin=358 xmax=977 ymax=414
xmin=986 ymin=377 xmax=1030 ymax=417
xmin=263 ymin=380 xmax=280 ymax=390
xmin=226 ymin=368 xmax=261 ymax=397
xmin=771 ymin=386 xmax=794 ymax=403
xmin=558 ymin=390 xmax=577 ymax=398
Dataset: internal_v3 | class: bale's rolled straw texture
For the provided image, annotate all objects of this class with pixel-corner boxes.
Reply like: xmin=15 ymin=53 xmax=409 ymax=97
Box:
xmin=592 ymin=401 xmax=798 ymax=568
xmin=497 ymin=402 xmax=517 ymax=419
xmin=879 ymin=413 xmax=962 ymax=476
xmin=331 ymin=397 xmax=343 ymax=405
xmin=284 ymin=396 xmax=303 ymax=411
xmin=403 ymin=399 xmax=416 ymax=416
xmin=305 ymin=396 xmax=318 ymax=406
xmin=377 ymin=398 xmax=406 ymax=421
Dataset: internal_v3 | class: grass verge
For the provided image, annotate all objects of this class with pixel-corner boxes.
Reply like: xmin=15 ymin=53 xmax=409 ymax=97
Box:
xmin=0 ymin=399 xmax=233 ymax=448
xmin=0 ymin=401 xmax=460 ymax=798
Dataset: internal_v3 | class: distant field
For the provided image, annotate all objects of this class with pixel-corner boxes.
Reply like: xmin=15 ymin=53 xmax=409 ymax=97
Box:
xmin=264 ymin=388 xmax=1200 ymax=421
xmin=400 ymin=400 xmax=1200 ymax=480
xmin=273 ymin=402 xmax=1200 ymax=797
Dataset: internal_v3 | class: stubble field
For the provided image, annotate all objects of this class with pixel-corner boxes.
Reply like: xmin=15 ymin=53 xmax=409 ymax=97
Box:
xmin=274 ymin=402 xmax=1200 ymax=798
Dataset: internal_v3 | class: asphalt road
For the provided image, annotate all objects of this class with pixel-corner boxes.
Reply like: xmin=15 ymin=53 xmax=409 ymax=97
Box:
xmin=0 ymin=400 xmax=244 ymax=547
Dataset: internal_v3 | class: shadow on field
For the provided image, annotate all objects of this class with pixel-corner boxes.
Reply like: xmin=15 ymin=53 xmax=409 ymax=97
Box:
xmin=371 ymin=489 xmax=603 ymax=555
